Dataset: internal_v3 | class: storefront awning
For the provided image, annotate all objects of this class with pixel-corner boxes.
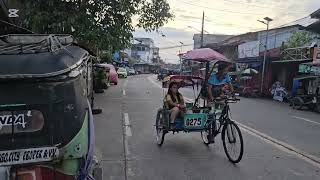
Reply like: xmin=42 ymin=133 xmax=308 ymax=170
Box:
xmin=236 ymin=57 xmax=262 ymax=63
xmin=272 ymin=59 xmax=312 ymax=63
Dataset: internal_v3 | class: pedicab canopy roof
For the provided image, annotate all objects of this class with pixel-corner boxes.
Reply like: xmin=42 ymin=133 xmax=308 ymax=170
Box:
xmin=162 ymin=75 xmax=203 ymax=88
xmin=183 ymin=48 xmax=232 ymax=63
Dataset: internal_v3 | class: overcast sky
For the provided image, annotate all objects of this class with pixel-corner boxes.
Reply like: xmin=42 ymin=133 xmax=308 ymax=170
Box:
xmin=133 ymin=0 xmax=320 ymax=64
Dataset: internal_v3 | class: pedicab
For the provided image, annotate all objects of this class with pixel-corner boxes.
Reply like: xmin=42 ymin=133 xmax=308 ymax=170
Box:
xmin=237 ymin=68 xmax=259 ymax=97
xmin=155 ymin=48 xmax=244 ymax=163
xmin=0 ymin=34 xmax=96 ymax=179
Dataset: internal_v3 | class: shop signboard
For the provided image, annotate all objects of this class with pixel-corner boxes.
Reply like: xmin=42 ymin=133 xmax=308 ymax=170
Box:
xmin=238 ymin=41 xmax=259 ymax=59
xmin=299 ymin=64 xmax=320 ymax=75
xmin=311 ymin=66 xmax=320 ymax=75
xmin=313 ymin=47 xmax=320 ymax=64
xmin=299 ymin=64 xmax=310 ymax=73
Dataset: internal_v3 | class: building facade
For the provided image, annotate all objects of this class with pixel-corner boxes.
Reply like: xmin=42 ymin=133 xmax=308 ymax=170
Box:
xmin=193 ymin=34 xmax=233 ymax=49
xmin=127 ymin=38 xmax=158 ymax=63
xmin=202 ymin=23 xmax=319 ymax=94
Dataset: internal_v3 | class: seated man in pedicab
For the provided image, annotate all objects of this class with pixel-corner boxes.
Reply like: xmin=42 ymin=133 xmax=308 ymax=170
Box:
xmin=207 ymin=63 xmax=235 ymax=101
xmin=164 ymin=82 xmax=186 ymax=128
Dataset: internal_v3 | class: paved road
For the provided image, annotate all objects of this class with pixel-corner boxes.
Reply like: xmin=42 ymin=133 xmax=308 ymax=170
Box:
xmin=94 ymin=74 xmax=320 ymax=180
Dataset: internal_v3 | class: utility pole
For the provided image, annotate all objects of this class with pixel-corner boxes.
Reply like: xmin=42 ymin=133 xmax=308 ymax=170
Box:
xmin=179 ymin=41 xmax=184 ymax=75
xmin=258 ymin=17 xmax=273 ymax=94
xmin=200 ymin=11 xmax=204 ymax=48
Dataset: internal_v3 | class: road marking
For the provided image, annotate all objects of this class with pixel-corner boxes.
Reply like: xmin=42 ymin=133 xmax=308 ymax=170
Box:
xmin=124 ymin=113 xmax=132 ymax=137
xmin=147 ymin=76 xmax=162 ymax=88
xmin=123 ymin=79 xmax=128 ymax=96
xmin=292 ymin=116 xmax=320 ymax=126
xmin=147 ymin=74 xmax=320 ymax=168
xmin=122 ymin=78 xmax=130 ymax=180
xmin=123 ymin=79 xmax=128 ymax=88
xmin=122 ymin=112 xmax=131 ymax=180
xmin=237 ymin=122 xmax=320 ymax=168
xmin=148 ymin=76 xmax=194 ymax=103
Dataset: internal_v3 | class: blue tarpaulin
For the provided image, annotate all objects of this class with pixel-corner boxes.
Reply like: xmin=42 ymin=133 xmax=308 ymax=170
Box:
xmin=113 ymin=52 xmax=121 ymax=62
xmin=291 ymin=79 xmax=300 ymax=97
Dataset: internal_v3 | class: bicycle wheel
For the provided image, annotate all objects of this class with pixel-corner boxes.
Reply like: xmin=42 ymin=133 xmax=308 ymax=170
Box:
xmin=315 ymin=102 xmax=320 ymax=113
xmin=201 ymin=122 xmax=214 ymax=145
xmin=156 ymin=109 xmax=165 ymax=146
xmin=222 ymin=121 xmax=243 ymax=163
xmin=292 ymin=97 xmax=304 ymax=110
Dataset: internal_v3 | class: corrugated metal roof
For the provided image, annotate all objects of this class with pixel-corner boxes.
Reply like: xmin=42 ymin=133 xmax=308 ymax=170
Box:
xmin=311 ymin=8 xmax=320 ymax=19
xmin=220 ymin=24 xmax=304 ymax=47
xmin=307 ymin=20 xmax=320 ymax=33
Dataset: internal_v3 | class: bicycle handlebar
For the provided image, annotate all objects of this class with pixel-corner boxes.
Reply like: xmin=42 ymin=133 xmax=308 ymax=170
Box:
xmin=226 ymin=98 xmax=240 ymax=103
xmin=211 ymin=97 xmax=240 ymax=103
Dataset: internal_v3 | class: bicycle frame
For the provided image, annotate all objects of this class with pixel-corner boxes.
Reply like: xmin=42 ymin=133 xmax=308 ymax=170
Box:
xmin=204 ymin=100 xmax=234 ymax=136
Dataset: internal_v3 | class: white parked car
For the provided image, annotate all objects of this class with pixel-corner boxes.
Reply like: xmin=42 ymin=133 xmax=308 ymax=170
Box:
xmin=117 ymin=67 xmax=128 ymax=78
xmin=128 ymin=68 xmax=136 ymax=75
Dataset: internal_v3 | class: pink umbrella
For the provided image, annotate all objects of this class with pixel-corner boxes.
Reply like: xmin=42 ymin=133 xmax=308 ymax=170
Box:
xmin=183 ymin=48 xmax=232 ymax=63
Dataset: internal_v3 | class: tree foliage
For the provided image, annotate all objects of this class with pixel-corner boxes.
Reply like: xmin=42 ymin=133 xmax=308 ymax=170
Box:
xmin=100 ymin=51 xmax=113 ymax=63
xmin=18 ymin=0 xmax=173 ymax=52
xmin=285 ymin=31 xmax=313 ymax=48
xmin=128 ymin=56 xmax=138 ymax=66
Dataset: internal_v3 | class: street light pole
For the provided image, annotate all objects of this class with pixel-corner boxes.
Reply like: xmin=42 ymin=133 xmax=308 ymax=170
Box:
xmin=261 ymin=22 xmax=269 ymax=94
xmin=179 ymin=41 xmax=184 ymax=74
xmin=160 ymin=33 xmax=184 ymax=74
xmin=258 ymin=17 xmax=273 ymax=94
xmin=200 ymin=11 xmax=205 ymax=48
xmin=187 ymin=26 xmax=209 ymax=34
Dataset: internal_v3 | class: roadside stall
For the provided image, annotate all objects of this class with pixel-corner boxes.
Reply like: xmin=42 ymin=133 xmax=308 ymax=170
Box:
xmin=290 ymin=63 xmax=320 ymax=112
xmin=235 ymin=68 xmax=260 ymax=97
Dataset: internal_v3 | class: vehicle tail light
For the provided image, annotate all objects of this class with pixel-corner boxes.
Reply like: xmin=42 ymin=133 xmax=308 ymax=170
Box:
xmin=13 ymin=165 xmax=74 ymax=180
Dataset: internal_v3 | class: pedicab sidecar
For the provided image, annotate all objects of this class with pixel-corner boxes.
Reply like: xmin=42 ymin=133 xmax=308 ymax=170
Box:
xmin=155 ymin=48 xmax=244 ymax=163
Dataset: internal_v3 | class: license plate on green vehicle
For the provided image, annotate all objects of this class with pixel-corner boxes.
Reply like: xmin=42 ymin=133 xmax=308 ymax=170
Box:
xmin=184 ymin=113 xmax=206 ymax=129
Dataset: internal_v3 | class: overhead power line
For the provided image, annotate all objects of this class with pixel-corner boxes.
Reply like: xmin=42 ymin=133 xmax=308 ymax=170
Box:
xmin=176 ymin=0 xmax=265 ymax=15
xmin=222 ymin=0 xmax=307 ymax=13
xmin=160 ymin=51 xmax=180 ymax=56
xmin=174 ymin=17 xmax=262 ymax=31
xmin=176 ymin=0 xmax=310 ymax=17
xmin=159 ymin=44 xmax=193 ymax=50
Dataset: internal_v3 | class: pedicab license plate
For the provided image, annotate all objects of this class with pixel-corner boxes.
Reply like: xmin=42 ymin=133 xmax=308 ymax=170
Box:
xmin=184 ymin=113 xmax=206 ymax=129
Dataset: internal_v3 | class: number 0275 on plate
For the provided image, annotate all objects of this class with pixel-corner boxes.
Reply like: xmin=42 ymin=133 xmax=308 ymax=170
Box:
xmin=183 ymin=113 xmax=207 ymax=129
